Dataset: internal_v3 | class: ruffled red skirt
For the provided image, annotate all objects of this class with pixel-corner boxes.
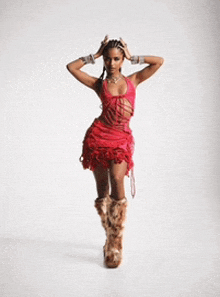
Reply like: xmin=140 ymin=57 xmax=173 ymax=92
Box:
xmin=80 ymin=118 xmax=134 ymax=176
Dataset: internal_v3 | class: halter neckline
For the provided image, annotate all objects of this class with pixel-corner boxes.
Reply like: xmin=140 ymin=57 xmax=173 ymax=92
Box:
xmin=104 ymin=76 xmax=129 ymax=97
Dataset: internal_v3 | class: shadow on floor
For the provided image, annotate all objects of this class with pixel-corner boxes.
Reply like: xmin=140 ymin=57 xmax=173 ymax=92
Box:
xmin=0 ymin=236 xmax=105 ymax=267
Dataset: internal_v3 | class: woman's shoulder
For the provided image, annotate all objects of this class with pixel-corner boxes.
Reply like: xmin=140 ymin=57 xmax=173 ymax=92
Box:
xmin=125 ymin=75 xmax=137 ymax=90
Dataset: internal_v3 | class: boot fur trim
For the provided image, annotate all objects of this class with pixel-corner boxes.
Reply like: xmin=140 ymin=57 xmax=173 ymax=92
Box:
xmin=104 ymin=197 xmax=128 ymax=268
xmin=94 ymin=196 xmax=110 ymax=232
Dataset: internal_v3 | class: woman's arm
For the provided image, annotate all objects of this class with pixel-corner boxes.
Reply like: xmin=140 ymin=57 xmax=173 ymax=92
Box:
xmin=66 ymin=57 xmax=98 ymax=90
xmin=119 ymin=38 xmax=164 ymax=87
xmin=66 ymin=35 xmax=109 ymax=90
xmin=128 ymin=55 xmax=164 ymax=87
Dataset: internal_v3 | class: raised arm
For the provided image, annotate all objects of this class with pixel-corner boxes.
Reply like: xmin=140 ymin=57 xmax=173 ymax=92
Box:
xmin=66 ymin=35 xmax=109 ymax=90
xmin=119 ymin=38 xmax=164 ymax=87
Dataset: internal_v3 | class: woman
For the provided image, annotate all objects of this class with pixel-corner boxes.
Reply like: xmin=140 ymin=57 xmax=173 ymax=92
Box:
xmin=66 ymin=35 xmax=164 ymax=268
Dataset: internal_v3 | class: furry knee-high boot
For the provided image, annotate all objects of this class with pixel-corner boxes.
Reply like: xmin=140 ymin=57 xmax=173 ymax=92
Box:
xmin=94 ymin=196 xmax=110 ymax=233
xmin=104 ymin=197 xmax=128 ymax=268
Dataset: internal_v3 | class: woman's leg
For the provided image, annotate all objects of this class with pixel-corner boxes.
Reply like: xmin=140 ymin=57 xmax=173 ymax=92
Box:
xmin=93 ymin=165 xmax=110 ymax=234
xmin=93 ymin=165 xmax=110 ymax=198
xmin=104 ymin=160 xmax=128 ymax=268
xmin=109 ymin=160 xmax=128 ymax=200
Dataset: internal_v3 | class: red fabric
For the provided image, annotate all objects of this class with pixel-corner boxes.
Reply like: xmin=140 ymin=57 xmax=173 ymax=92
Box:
xmin=80 ymin=76 xmax=136 ymax=178
xmin=99 ymin=76 xmax=136 ymax=131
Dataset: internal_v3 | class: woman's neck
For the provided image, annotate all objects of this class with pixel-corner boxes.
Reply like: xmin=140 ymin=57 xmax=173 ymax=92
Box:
xmin=106 ymin=71 xmax=121 ymax=78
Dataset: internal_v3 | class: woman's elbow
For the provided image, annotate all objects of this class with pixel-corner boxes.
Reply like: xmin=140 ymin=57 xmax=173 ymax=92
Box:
xmin=66 ymin=63 xmax=75 ymax=74
xmin=155 ymin=57 xmax=164 ymax=69
xmin=66 ymin=63 xmax=71 ymax=72
xmin=159 ymin=57 xmax=164 ymax=65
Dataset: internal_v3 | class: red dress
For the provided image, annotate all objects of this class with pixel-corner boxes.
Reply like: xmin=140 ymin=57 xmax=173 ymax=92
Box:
xmin=80 ymin=76 xmax=136 ymax=197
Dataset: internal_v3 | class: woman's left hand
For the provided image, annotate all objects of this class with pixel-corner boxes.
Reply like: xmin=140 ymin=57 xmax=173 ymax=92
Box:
xmin=119 ymin=37 xmax=132 ymax=60
xmin=94 ymin=35 xmax=109 ymax=59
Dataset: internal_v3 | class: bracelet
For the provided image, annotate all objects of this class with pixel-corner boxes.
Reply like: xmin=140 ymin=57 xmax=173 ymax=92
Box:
xmin=79 ymin=54 xmax=95 ymax=65
xmin=130 ymin=55 xmax=145 ymax=65
xmin=130 ymin=55 xmax=139 ymax=64
xmin=139 ymin=56 xmax=145 ymax=64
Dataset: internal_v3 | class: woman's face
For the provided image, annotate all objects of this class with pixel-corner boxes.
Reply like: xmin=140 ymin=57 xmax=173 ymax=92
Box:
xmin=103 ymin=48 xmax=124 ymax=75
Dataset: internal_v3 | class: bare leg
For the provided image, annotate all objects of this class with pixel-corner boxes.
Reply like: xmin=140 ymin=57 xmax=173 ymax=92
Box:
xmin=93 ymin=165 xmax=110 ymax=235
xmin=93 ymin=165 xmax=110 ymax=198
xmin=109 ymin=161 xmax=128 ymax=200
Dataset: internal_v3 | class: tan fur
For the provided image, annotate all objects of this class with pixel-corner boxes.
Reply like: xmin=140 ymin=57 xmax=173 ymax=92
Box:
xmin=94 ymin=196 xmax=110 ymax=233
xmin=104 ymin=197 xmax=128 ymax=268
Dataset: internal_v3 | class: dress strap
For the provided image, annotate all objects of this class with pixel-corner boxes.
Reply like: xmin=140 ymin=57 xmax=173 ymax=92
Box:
xmin=130 ymin=168 xmax=136 ymax=198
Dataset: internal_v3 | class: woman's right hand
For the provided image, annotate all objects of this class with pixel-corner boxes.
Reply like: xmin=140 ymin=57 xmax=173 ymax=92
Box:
xmin=94 ymin=35 xmax=109 ymax=59
xmin=66 ymin=35 xmax=110 ymax=91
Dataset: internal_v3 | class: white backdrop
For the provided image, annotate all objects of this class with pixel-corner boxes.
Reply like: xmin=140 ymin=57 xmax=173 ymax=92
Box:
xmin=1 ymin=1 xmax=220 ymax=295
xmin=1 ymin=0 xmax=219 ymax=240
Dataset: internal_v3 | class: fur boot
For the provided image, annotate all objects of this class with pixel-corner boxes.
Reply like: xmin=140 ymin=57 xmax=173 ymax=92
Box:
xmin=94 ymin=196 xmax=110 ymax=233
xmin=104 ymin=197 xmax=128 ymax=268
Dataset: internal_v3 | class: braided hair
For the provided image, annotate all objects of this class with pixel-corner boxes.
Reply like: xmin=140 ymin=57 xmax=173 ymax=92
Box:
xmin=96 ymin=39 xmax=125 ymax=93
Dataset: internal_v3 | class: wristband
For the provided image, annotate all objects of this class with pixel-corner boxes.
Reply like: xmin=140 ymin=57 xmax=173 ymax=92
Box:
xmin=139 ymin=56 xmax=145 ymax=64
xmin=130 ymin=55 xmax=139 ymax=64
xmin=130 ymin=55 xmax=145 ymax=64
xmin=79 ymin=54 xmax=95 ymax=64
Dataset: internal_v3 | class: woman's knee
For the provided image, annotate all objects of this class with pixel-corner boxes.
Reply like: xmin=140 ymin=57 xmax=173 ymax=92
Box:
xmin=95 ymin=175 xmax=109 ymax=190
xmin=93 ymin=167 xmax=109 ymax=197
xmin=110 ymin=172 xmax=124 ymax=185
xmin=98 ymin=178 xmax=109 ymax=190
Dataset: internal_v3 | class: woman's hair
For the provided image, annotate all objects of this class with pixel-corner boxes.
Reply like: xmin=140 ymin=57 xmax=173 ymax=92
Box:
xmin=102 ymin=39 xmax=125 ymax=58
xmin=96 ymin=39 xmax=125 ymax=94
